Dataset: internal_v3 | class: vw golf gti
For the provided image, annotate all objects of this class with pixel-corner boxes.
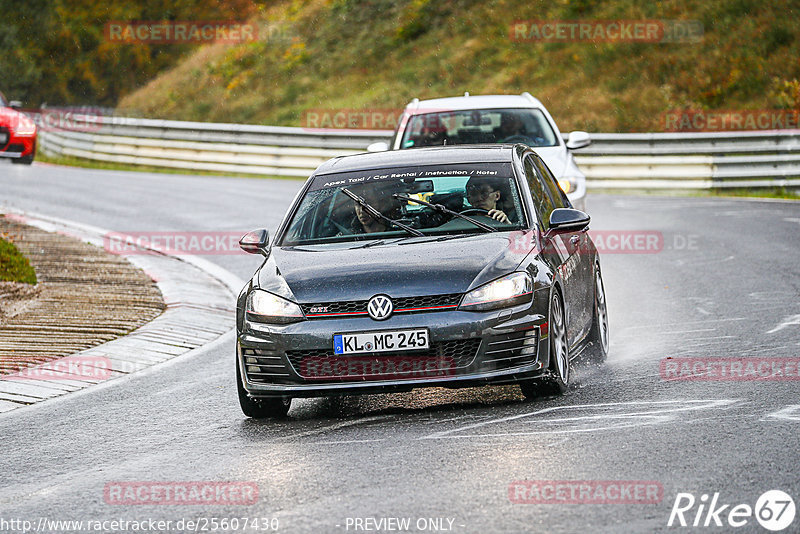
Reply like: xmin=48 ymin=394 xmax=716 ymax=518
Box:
xmin=236 ymin=145 xmax=608 ymax=418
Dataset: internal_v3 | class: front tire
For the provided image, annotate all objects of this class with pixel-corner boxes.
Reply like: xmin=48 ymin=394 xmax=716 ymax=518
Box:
xmin=11 ymin=154 xmax=34 ymax=165
xmin=237 ymin=358 xmax=291 ymax=418
xmin=520 ymin=288 xmax=570 ymax=399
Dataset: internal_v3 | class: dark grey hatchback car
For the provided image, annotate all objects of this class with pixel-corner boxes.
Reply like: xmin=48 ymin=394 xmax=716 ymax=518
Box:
xmin=236 ymin=145 xmax=608 ymax=418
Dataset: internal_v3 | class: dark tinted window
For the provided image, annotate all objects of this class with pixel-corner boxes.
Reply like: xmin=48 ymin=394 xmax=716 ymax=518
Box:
xmin=533 ymin=157 xmax=567 ymax=209
xmin=524 ymin=155 xmax=556 ymax=229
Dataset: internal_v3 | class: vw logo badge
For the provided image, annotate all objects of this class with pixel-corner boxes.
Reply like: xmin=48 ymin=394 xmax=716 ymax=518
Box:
xmin=367 ymin=295 xmax=393 ymax=321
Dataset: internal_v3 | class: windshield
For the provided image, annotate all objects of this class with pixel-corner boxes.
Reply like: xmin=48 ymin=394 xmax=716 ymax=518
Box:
xmin=281 ymin=163 xmax=525 ymax=246
xmin=0 ymin=92 xmax=7 ymax=107
xmin=400 ymin=108 xmax=559 ymax=149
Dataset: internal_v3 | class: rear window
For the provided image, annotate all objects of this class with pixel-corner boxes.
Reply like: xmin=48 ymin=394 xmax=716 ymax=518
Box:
xmin=280 ymin=163 xmax=525 ymax=245
xmin=400 ymin=108 xmax=559 ymax=149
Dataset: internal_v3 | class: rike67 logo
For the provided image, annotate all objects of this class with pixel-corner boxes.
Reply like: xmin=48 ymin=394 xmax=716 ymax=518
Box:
xmin=668 ymin=490 xmax=796 ymax=531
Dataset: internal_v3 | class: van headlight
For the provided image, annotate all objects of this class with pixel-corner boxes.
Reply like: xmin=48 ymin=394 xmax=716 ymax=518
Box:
xmin=246 ymin=290 xmax=305 ymax=324
xmin=459 ymin=272 xmax=533 ymax=312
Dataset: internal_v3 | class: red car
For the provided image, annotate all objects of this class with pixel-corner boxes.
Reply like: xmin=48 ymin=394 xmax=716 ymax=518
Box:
xmin=0 ymin=91 xmax=37 ymax=165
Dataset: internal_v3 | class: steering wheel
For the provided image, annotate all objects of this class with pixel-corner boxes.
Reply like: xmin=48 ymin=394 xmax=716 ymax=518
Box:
xmin=460 ymin=208 xmax=490 ymax=216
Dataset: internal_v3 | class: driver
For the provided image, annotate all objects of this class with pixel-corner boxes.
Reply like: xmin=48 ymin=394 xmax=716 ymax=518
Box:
xmin=495 ymin=112 xmax=525 ymax=142
xmin=465 ymin=176 xmax=510 ymax=223
xmin=347 ymin=182 xmax=403 ymax=233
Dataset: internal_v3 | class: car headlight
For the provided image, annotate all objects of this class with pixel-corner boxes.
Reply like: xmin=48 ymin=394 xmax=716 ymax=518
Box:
xmin=459 ymin=272 xmax=533 ymax=312
xmin=558 ymin=177 xmax=577 ymax=194
xmin=246 ymin=290 xmax=305 ymax=324
xmin=14 ymin=115 xmax=36 ymax=136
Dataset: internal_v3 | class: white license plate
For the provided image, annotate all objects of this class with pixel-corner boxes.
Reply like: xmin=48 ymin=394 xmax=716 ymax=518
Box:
xmin=333 ymin=329 xmax=429 ymax=355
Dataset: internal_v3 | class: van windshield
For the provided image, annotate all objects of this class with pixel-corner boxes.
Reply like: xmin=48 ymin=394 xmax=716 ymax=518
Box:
xmin=400 ymin=108 xmax=559 ymax=149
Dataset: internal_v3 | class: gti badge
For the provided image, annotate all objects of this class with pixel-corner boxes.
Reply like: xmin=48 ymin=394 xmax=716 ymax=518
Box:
xmin=367 ymin=295 xmax=393 ymax=320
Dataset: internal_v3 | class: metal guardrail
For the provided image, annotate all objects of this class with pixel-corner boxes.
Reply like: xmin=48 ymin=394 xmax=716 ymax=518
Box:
xmin=36 ymin=114 xmax=800 ymax=189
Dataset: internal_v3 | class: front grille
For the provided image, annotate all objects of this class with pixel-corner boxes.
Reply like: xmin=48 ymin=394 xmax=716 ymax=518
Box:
xmin=479 ymin=329 xmax=539 ymax=371
xmin=286 ymin=338 xmax=481 ymax=380
xmin=242 ymin=347 xmax=292 ymax=383
xmin=6 ymin=143 xmax=25 ymax=153
xmin=300 ymin=293 xmax=462 ymax=318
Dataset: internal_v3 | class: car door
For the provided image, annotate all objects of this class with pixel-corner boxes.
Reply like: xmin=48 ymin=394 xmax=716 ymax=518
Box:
xmin=523 ymin=154 xmax=583 ymax=348
xmin=533 ymin=154 xmax=593 ymax=341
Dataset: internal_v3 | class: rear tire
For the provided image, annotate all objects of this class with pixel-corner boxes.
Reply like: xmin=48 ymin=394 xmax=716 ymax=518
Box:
xmin=520 ymin=289 xmax=570 ymax=399
xmin=585 ymin=265 xmax=609 ymax=363
xmin=237 ymin=359 xmax=291 ymax=418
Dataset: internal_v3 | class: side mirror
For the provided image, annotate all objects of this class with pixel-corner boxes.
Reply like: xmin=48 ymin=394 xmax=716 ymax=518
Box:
xmin=565 ymin=131 xmax=591 ymax=150
xmin=9 ymin=100 xmax=22 ymax=110
xmin=367 ymin=141 xmax=390 ymax=152
xmin=239 ymin=229 xmax=269 ymax=256
xmin=548 ymin=208 xmax=590 ymax=233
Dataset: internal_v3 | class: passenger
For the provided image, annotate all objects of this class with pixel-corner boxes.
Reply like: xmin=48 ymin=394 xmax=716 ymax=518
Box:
xmin=464 ymin=176 xmax=511 ymax=223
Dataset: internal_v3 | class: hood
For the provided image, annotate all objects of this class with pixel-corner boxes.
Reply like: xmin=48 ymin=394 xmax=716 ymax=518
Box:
xmin=257 ymin=231 xmax=536 ymax=303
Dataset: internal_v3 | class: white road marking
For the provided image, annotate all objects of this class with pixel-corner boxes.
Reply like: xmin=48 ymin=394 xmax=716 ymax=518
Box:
xmin=764 ymin=405 xmax=800 ymax=422
xmin=422 ymin=414 xmax=490 ymax=425
xmin=677 ymin=255 xmax=735 ymax=267
xmin=613 ymin=328 xmax=717 ymax=340
xmin=308 ymin=439 xmax=386 ymax=445
xmin=622 ymin=317 xmax=747 ymax=330
xmin=277 ymin=415 xmax=391 ymax=440
xmin=419 ymin=399 xmax=740 ymax=440
xmin=783 ymin=217 xmax=800 ymax=225
xmin=767 ymin=314 xmax=800 ymax=334
xmin=681 ymin=335 xmax=736 ymax=341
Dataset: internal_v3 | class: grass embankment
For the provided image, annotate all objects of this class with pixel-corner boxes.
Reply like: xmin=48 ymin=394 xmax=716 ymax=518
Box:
xmin=117 ymin=0 xmax=800 ymax=133
xmin=0 ymin=232 xmax=37 ymax=285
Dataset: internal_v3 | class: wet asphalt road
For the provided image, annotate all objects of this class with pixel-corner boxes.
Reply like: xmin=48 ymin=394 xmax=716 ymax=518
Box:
xmin=1 ymin=161 xmax=799 ymax=534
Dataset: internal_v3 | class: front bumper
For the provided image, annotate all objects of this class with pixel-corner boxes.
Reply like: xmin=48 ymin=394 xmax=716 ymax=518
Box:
xmin=0 ymin=128 xmax=36 ymax=159
xmin=238 ymin=304 xmax=549 ymax=398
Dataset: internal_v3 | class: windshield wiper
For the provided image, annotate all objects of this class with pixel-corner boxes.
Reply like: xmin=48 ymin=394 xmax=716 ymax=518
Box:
xmin=341 ymin=188 xmax=424 ymax=237
xmin=392 ymin=193 xmax=496 ymax=233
